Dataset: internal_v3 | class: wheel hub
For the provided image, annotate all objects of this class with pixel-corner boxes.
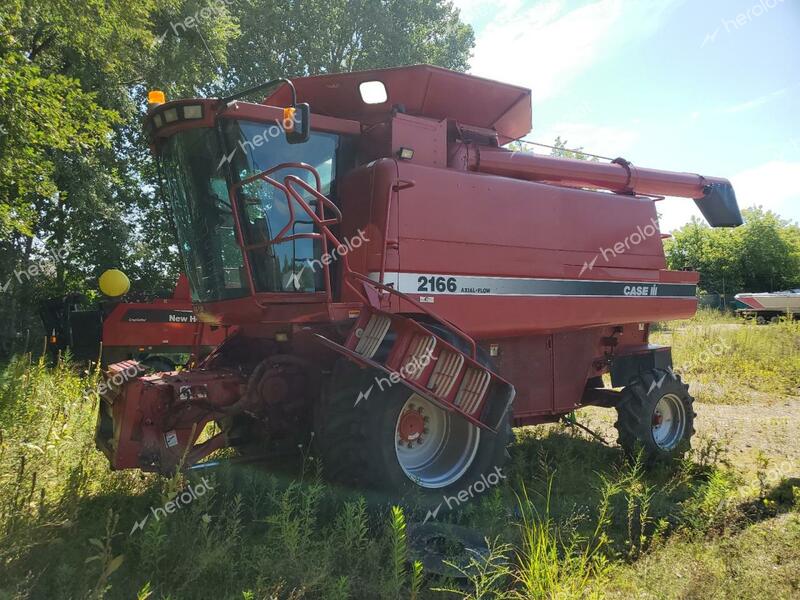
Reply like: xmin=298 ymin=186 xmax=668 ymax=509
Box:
xmin=651 ymin=393 xmax=686 ymax=450
xmin=394 ymin=394 xmax=480 ymax=489
xmin=398 ymin=407 xmax=426 ymax=443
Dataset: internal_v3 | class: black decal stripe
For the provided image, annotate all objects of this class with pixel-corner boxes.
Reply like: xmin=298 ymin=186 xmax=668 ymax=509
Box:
xmin=372 ymin=273 xmax=697 ymax=299
xmin=122 ymin=309 xmax=199 ymax=323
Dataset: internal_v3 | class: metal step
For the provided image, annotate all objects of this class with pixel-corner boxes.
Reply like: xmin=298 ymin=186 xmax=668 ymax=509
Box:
xmin=318 ymin=306 xmax=514 ymax=431
xmin=400 ymin=334 xmax=437 ymax=381
xmin=454 ymin=367 xmax=491 ymax=414
xmin=427 ymin=349 xmax=464 ymax=398
xmin=354 ymin=313 xmax=391 ymax=359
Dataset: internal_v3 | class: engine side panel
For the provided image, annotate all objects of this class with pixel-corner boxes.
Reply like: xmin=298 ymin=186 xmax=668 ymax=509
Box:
xmin=382 ymin=161 xmax=697 ymax=336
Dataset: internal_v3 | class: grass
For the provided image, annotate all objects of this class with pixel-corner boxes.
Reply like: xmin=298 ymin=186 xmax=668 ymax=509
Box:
xmin=0 ymin=310 xmax=798 ymax=599
xmin=601 ymin=512 xmax=800 ymax=599
xmin=652 ymin=308 xmax=800 ymax=403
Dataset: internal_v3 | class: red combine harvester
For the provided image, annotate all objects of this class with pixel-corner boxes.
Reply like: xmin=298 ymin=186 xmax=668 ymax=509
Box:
xmin=96 ymin=66 xmax=741 ymax=502
xmin=42 ymin=274 xmax=231 ymax=370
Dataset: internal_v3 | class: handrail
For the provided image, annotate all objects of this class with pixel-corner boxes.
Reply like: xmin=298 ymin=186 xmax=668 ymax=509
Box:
xmin=228 ymin=163 xmax=332 ymax=302
xmin=227 ymin=163 xmax=479 ymax=359
xmin=283 ymin=175 xmax=343 ymax=224
xmin=236 ymin=161 xmax=322 ymax=190
xmin=345 ymin=271 xmax=478 ymax=360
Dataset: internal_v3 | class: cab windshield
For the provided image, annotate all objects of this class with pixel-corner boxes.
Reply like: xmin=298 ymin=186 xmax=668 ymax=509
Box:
xmin=161 ymin=120 xmax=340 ymax=302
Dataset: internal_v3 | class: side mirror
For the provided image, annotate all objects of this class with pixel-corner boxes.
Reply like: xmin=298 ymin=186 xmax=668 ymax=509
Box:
xmin=286 ymin=103 xmax=310 ymax=144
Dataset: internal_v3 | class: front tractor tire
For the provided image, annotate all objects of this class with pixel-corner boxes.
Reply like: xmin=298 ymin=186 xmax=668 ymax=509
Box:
xmin=315 ymin=360 xmax=513 ymax=508
xmin=615 ymin=368 xmax=695 ymax=462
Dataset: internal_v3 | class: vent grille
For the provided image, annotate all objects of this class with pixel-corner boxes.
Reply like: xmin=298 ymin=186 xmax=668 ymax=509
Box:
xmin=454 ymin=367 xmax=491 ymax=414
xmin=401 ymin=335 xmax=436 ymax=380
xmin=427 ymin=350 xmax=464 ymax=397
xmin=354 ymin=314 xmax=391 ymax=359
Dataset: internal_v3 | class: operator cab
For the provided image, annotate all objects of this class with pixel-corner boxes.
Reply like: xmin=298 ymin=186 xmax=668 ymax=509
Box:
xmin=160 ymin=121 xmax=345 ymax=300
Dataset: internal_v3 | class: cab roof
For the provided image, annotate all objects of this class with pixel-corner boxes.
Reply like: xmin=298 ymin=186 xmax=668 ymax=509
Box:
xmin=265 ymin=65 xmax=532 ymax=143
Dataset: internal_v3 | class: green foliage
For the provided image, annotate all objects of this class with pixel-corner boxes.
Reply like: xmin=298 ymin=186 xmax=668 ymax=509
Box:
xmin=504 ymin=136 xmax=599 ymax=161
xmin=664 ymin=207 xmax=800 ymax=294
xmin=652 ymin=316 xmax=800 ymax=402
xmin=601 ymin=514 xmax=800 ymax=599
xmin=0 ymin=0 xmax=475 ymax=355
xmin=85 ymin=510 xmax=125 ymax=600
xmin=1 ymin=312 xmax=798 ymax=598
xmin=549 ymin=135 xmax=599 ymax=161
xmin=433 ymin=538 xmax=512 ymax=599
xmin=221 ymin=0 xmax=473 ymax=91
xmin=388 ymin=506 xmax=408 ymax=595
xmin=0 ymin=53 xmax=119 ymax=236
xmin=679 ymin=469 xmax=741 ymax=536
xmin=507 ymin=483 xmax=610 ymax=599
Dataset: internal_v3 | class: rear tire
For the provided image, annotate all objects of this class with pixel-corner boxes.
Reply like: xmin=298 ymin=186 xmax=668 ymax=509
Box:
xmin=315 ymin=359 xmax=513 ymax=508
xmin=615 ymin=368 xmax=695 ymax=462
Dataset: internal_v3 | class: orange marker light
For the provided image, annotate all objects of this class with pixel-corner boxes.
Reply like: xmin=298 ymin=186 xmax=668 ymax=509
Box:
xmin=283 ymin=107 xmax=296 ymax=132
xmin=148 ymin=90 xmax=166 ymax=106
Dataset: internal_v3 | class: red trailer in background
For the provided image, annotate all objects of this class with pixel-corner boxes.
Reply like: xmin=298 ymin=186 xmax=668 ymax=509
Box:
xmin=94 ymin=65 xmax=742 ymax=505
xmin=41 ymin=274 xmax=232 ymax=370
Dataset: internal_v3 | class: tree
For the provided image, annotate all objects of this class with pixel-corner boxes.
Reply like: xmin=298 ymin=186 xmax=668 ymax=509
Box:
xmin=549 ymin=136 xmax=598 ymax=161
xmin=217 ymin=0 xmax=473 ymax=93
xmin=664 ymin=207 xmax=800 ymax=295
xmin=0 ymin=0 xmax=474 ymax=355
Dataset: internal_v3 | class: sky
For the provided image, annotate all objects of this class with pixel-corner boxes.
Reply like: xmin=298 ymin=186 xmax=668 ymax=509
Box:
xmin=453 ymin=0 xmax=800 ymax=232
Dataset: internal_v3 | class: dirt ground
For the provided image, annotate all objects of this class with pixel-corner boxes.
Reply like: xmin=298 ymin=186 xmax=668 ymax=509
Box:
xmin=577 ymin=393 xmax=800 ymax=483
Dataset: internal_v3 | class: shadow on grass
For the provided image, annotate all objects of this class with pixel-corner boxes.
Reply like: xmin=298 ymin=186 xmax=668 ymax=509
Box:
xmin=503 ymin=427 xmax=723 ymax=554
xmin=3 ymin=427 xmax=793 ymax=599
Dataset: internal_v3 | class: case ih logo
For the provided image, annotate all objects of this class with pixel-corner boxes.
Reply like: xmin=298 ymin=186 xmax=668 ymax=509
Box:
xmin=623 ymin=284 xmax=658 ymax=297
